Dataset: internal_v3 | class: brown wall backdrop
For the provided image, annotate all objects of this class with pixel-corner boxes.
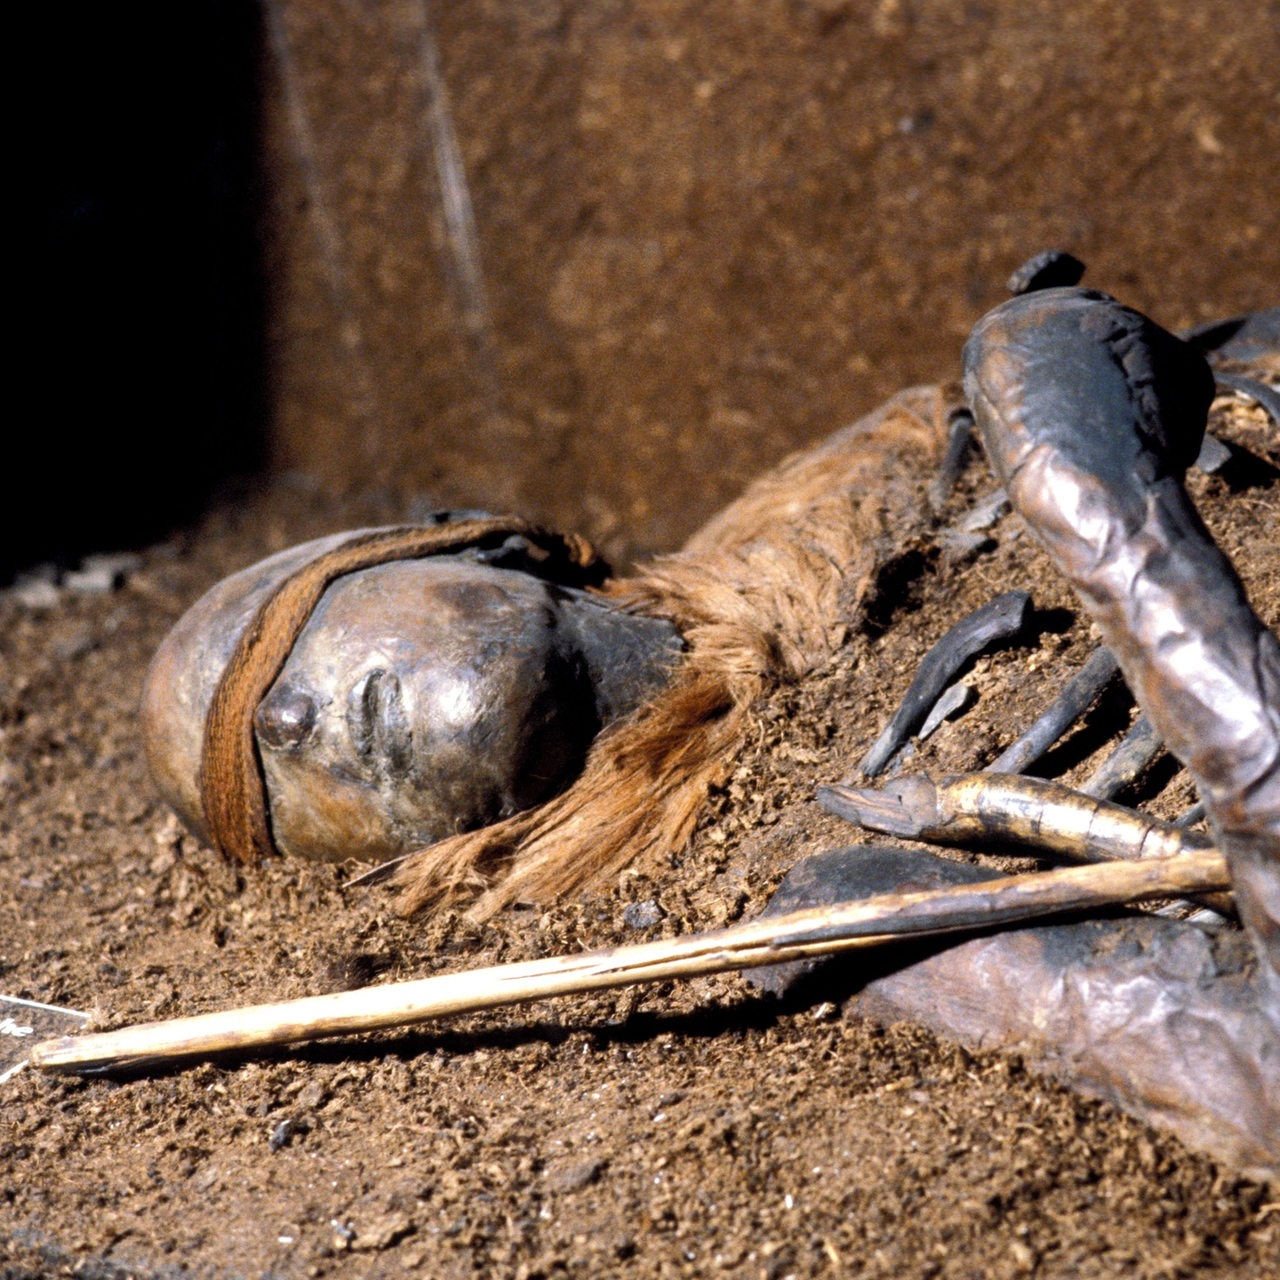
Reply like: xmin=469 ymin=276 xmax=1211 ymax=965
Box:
xmin=261 ymin=0 xmax=1279 ymax=561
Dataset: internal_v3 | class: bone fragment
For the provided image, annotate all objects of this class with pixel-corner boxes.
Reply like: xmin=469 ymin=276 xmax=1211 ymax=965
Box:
xmin=858 ymin=590 xmax=1031 ymax=778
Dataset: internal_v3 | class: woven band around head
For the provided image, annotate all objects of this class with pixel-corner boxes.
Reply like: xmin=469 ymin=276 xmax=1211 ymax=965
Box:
xmin=197 ymin=519 xmax=604 ymax=865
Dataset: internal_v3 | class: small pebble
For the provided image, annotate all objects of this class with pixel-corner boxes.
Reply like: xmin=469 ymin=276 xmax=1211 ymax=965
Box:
xmin=64 ymin=552 xmax=142 ymax=595
xmin=623 ymin=899 xmax=663 ymax=929
xmin=351 ymin=1210 xmax=413 ymax=1251
xmin=544 ymin=1158 xmax=604 ymax=1194
xmin=268 ymin=1116 xmax=310 ymax=1151
xmin=8 ymin=566 xmax=60 ymax=609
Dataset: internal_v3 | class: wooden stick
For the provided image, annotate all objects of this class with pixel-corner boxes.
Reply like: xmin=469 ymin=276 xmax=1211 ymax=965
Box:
xmin=30 ymin=849 xmax=1229 ymax=1074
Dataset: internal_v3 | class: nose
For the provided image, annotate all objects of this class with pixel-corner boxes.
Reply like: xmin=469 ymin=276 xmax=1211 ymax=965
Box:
xmin=255 ymin=683 xmax=319 ymax=750
xmin=346 ymin=667 xmax=413 ymax=779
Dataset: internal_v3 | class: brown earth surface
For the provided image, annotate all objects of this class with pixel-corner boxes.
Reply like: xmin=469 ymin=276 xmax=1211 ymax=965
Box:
xmin=3 ymin=384 xmax=1278 ymax=1278
xmin=262 ymin=0 xmax=1280 ymax=563
xmin=8 ymin=2 xmax=1280 ymax=1277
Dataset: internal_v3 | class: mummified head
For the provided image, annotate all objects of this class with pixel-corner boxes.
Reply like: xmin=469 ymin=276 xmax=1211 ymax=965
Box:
xmin=141 ymin=526 xmax=681 ymax=864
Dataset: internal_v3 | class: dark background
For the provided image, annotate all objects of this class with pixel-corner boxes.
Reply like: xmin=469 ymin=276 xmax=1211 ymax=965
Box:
xmin=16 ymin=2 xmax=264 ymax=580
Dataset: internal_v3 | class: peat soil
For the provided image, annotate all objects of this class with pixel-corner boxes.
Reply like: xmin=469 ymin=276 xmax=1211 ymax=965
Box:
xmin=9 ymin=6 xmax=1280 ymax=1266
xmin=3 ymin=385 xmax=1278 ymax=1279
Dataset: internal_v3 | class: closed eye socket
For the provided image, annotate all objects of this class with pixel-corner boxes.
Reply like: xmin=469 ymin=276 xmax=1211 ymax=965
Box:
xmin=346 ymin=668 xmax=413 ymax=779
